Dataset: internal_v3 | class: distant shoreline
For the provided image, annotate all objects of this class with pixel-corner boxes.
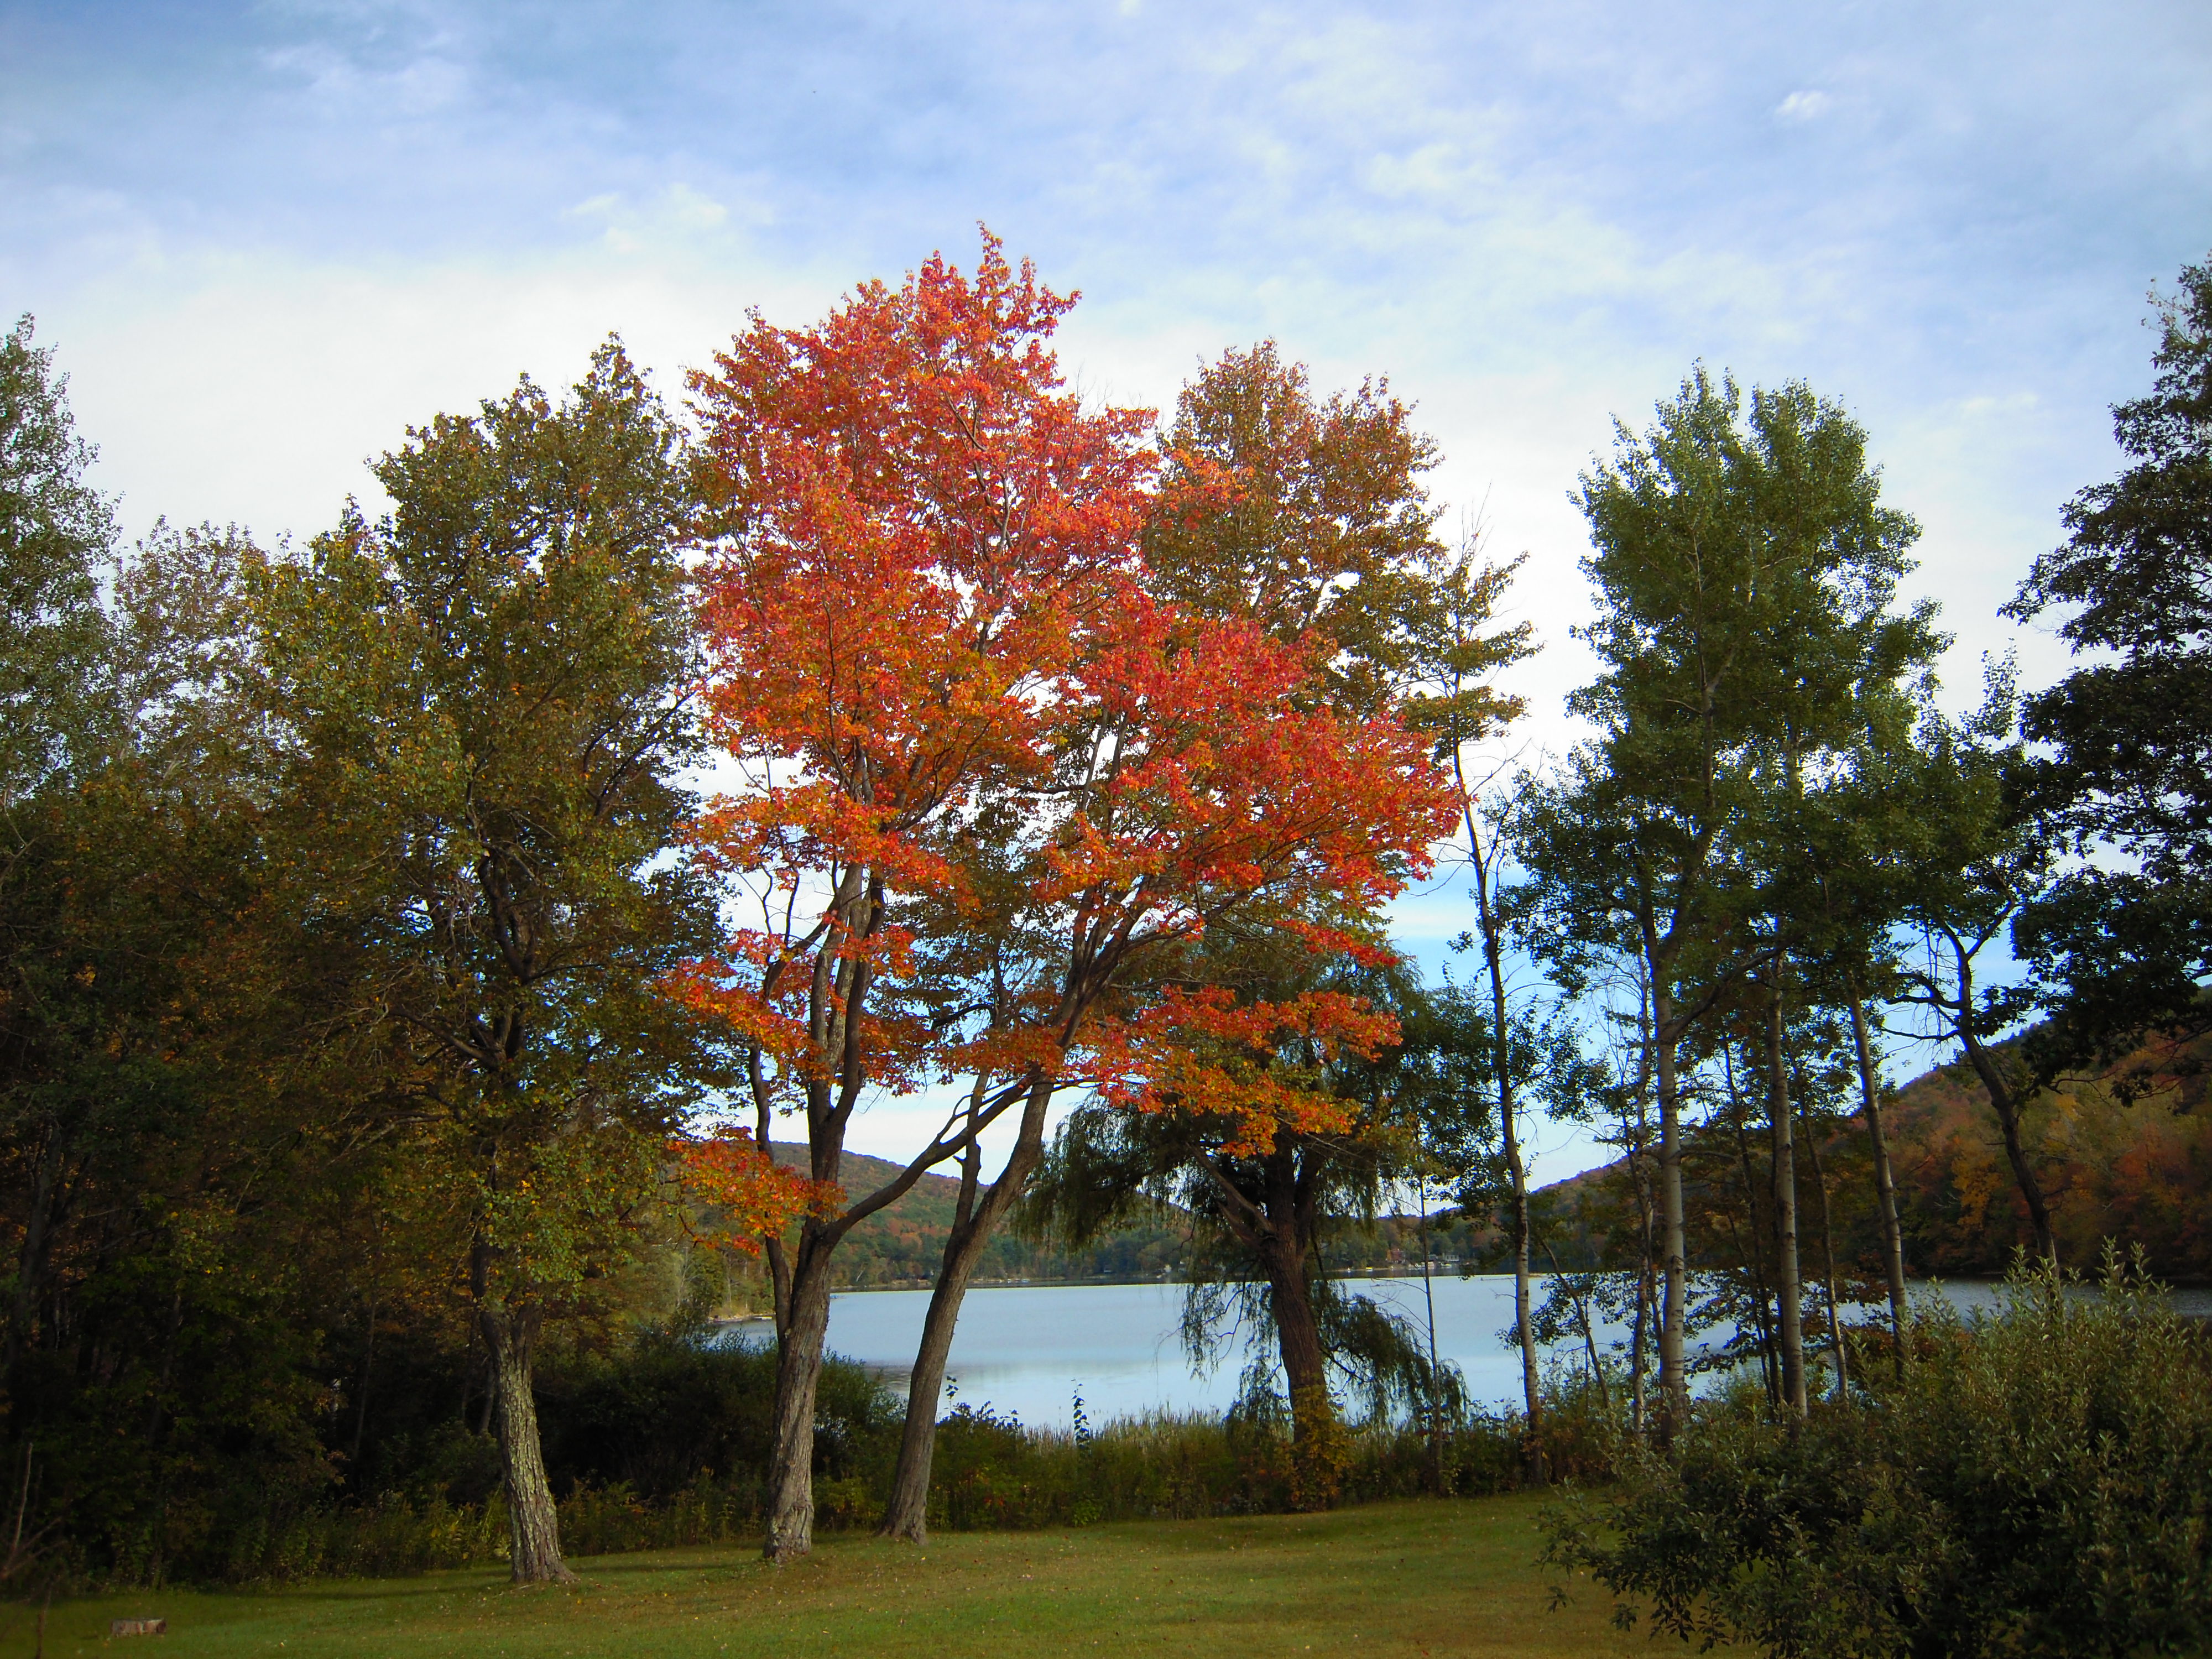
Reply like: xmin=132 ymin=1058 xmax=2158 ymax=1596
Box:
xmin=712 ymin=1266 xmax=2212 ymax=1326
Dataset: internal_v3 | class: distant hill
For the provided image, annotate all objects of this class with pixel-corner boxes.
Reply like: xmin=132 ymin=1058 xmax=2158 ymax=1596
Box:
xmin=761 ymin=1143 xmax=1188 ymax=1291
xmin=746 ymin=1142 xmax=1485 ymax=1294
xmin=1529 ymin=1033 xmax=2212 ymax=1284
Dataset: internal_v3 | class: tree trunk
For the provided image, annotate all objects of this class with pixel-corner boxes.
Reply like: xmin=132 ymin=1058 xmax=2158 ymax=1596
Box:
xmin=349 ymin=1294 xmax=378 ymax=1475
xmin=5 ymin=1125 xmax=66 ymax=1391
xmin=1726 ymin=1089 xmax=1781 ymax=1403
xmin=879 ymin=1077 xmax=1053 ymax=1545
xmin=1940 ymin=935 xmax=2058 ymax=1266
xmin=1958 ymin=1030 xmax=2058 ymax=1266
xmin=479 ymin=1303 xmax=573 ymax=1585
xmin=1468 ymin=783 xmax=1544 ymax=1479
xmin=1260 ymin=1227 xmax=1340 ymax=1509
xmin=1796 ymin=1081 xmax=1849 ymax=1399
xmin=1650 ymin=980 xmax=1689 ymax=1437
xmin=1626 ymin=1143 xmax=1653 ymax=1437
xmin=1764 ymin=986 xmax=1807 ymax=1416
xmin=1501 ymin=1095 xmax=1543 ymax=1480
xmin=1848 ymin=989 xmax=1911 ymax=1371
xmin=1543 ymin=1241 xmax=1611 ymax=1415
xmin=761 ymin=1225 xmax=837 ymax=1563
xmin=1493 ymin=1013 xmax=1543 ymax=1481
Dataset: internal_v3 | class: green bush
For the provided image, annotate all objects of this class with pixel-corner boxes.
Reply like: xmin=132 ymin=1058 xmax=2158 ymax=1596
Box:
xmin=25 ymin=1313 xmax=1594 ymax=1587
xmin=1543 ymin=1252 xmax=2212 ymax=1658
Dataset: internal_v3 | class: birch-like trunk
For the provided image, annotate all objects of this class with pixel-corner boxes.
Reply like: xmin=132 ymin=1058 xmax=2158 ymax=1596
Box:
xmin=1764 ymin=986 xmax=1807 ymax=1416
xmin=1848 ymin=990 xmax=1911 ymax=1370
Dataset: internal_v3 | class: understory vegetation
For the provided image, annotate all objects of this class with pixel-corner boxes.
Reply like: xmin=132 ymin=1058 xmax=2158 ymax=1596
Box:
xmin=1545 ymin=1255 xmax=2212 ymax=1659
xmin=21 ymin=1315 xmax=1616 ymax=1590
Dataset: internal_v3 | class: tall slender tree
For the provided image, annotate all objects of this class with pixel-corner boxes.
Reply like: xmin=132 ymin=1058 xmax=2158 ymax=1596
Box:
xmin=1519 ymin=368 xmax=1925 ymax=1431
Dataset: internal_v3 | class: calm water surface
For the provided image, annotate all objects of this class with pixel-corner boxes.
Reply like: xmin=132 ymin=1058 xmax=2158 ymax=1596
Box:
xmin=729 ymin=1273 xmax=2212 ymax=1430
xmin=757 ymin=1275 xmax=1614 ymax=1428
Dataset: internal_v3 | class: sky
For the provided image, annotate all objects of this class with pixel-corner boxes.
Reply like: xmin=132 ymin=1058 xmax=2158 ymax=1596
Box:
xmin=6 ymin=0 xmax=2209 ymax=1178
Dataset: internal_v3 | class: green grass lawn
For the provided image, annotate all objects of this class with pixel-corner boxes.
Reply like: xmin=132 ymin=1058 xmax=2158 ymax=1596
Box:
xmin=2 ymin=1493 xmax=1675 ymax=1658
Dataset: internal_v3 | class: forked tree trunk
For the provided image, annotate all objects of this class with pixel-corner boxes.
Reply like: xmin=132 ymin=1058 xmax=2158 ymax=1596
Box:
xmin=761 ymin=1228 xmax=837 ymax=1563
xmin=1764 ymin=987 xmax=1808 ymax=1416
xmin=1848 ymin=990 xmax=1911 ymax=1371
xmin=879 ymin=1078 xmax=1053 ymax=1544
xmin=479 ymin=1303 xmax=574 ymax=1585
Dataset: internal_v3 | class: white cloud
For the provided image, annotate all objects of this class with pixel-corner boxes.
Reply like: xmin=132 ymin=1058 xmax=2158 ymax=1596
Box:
xmin=1773 ymin=87 xmax=1833 ymax=122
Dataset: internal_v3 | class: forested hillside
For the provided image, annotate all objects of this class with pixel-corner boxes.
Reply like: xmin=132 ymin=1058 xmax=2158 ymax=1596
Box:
xmin=747 ymin=1145 xmax=1479 ymax=1294
xmin=750 ymin=1146 xmax=1188 ymax=1293
xmin=1536 ymin=1032 xmax=2212 ymax=1285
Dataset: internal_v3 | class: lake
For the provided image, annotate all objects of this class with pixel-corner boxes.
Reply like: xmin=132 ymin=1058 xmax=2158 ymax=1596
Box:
xmin=727 ymin=1273 xmax=2212 ymax=1429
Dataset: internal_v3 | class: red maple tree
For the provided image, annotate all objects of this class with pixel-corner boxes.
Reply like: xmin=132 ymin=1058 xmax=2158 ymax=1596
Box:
xmin=683 ymin=233 xmax=1460 ymax=1556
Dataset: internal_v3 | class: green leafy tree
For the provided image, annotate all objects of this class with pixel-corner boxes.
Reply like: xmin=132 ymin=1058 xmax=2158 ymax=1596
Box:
xmin=0 ymin=315 xmax=114 ymax=809
xmin=2005 ymin=253 xmax=2212 ymax=1079
xmin=1519 ymin=368 xmax=1924 ymax=1430
xmin=252 ymin=341 xmax=711 ymax=1583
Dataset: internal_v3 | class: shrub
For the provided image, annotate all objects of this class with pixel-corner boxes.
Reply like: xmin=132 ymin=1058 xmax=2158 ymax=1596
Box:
xmin=1543 ymin=1251 xmax=2212 ymax=1658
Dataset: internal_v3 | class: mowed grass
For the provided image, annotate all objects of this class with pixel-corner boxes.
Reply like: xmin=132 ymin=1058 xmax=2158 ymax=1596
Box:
xmin=2 ymin=1493 xmax=1677 ymax=1659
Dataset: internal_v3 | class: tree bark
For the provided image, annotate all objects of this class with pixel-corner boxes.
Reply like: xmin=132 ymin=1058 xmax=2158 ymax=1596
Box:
xmin=1625 ymin=1139 xmax=1654 ymax=1436
xmin=1958 ymin=1028 xmax=2058 ymax=1266
xmin=1764 ymin=985 xmax=1807 ymax=1416
xmin=761 ymin=1225 xmax=837 ymax=1564
xmin=1937 ymin=933 xmax=2058 ymax=1266
xmin=1461 ymin=776 xmax=1543 ymax=1478
xmin=1848 ymin=989 xmax=1911 ymax=1371
xmin=1650 ymin=979 xmax=1689 ymax=1437
xmin=879 ymin=1077 xmax=1054 ymax=1545
xmin=1259 ymin=1218 xmax=1339 ymax=1507
xmin=349 ymin=1293 xmax=378 ymax=1475
xmin=479 ymin=1302 xmax=573 ymax=1585
xmin=1796 ymin=1078 xmax=1849 ymax=1400
xmin=4 ymin=1124 xmax=67 ymax=1392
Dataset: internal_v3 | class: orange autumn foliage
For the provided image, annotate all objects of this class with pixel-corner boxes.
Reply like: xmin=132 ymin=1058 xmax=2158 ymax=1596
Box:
xmin=668 ymin=1126 xmax=834 ymax=1255
xmin=684 ymin=231 xmax=1158 ymax=1131
xmin=681 ymin=231 xmax=1457 ymax=1149
xmin=1087 ymin=985 xmax=1403 ymax=1156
